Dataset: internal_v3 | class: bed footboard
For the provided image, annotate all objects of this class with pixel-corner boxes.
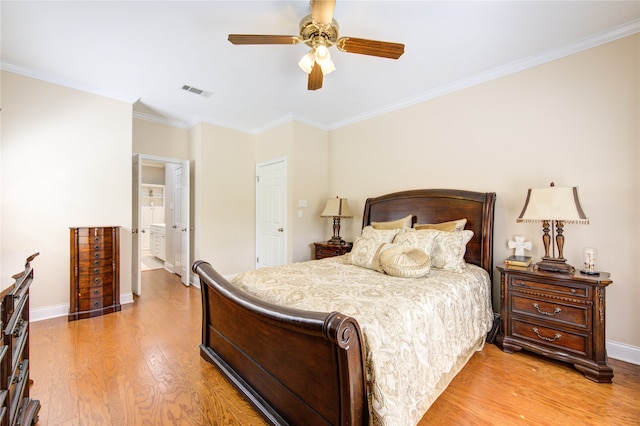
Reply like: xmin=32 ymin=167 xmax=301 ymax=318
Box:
xmin=193 ymin=260 xmax=368 ymax=426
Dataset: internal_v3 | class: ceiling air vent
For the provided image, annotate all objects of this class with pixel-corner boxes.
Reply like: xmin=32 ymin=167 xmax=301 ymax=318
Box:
xmin=181 ymin=84 xmax=212 ymax=98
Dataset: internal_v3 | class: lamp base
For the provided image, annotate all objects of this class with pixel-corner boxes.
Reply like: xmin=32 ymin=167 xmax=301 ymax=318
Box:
xmin=327 ymin=237 xmax=346 ymax=245
xmin=535 ymin=257 xmax=575 ymax=274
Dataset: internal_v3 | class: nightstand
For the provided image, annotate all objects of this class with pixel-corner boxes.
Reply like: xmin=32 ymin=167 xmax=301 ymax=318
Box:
xmin=314 ymin=241 xmax=353 ymax=260
xmin=496 ymin=264 xmax=614 ymax=383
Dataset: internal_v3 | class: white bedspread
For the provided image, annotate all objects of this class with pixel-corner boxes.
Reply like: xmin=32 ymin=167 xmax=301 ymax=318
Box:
xmin=231 ymin=255 xmax=494 ymax=426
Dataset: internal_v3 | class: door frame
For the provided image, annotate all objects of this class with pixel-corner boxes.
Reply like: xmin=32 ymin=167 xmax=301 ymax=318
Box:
xmin=132 ymin=154 xmax=191 ymax=295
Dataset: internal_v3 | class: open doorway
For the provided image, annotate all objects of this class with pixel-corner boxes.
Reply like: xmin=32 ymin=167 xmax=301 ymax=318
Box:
xmin=132 ymin=154 xmax=190 ymax=296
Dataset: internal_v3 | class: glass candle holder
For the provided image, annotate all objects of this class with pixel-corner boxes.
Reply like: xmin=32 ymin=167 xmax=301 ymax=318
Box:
xmin=583 ymin=247 xmax=597 ymax=274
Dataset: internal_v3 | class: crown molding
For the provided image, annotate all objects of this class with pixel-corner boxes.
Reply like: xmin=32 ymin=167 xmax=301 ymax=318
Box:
xmin=132 ymin=111 xmax=190 ymax=129
xmin=0 ymin=60 xmax=139 ymax=104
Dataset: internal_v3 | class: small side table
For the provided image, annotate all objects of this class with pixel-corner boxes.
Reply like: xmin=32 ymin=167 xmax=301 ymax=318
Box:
xmin=314 ymin=241 xmax=353 ymax=260
xmin=496 ymin=264 xmax=613 ymax=382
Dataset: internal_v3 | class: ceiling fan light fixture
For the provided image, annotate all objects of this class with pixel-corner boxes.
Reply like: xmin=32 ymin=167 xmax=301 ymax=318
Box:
xmin=314 ymin=44 xmax=331 ymax=66
xmin=320 ymin=59 xmax=336 ymax=75
xmin=298 ymin=50 xmax=315 ymax=74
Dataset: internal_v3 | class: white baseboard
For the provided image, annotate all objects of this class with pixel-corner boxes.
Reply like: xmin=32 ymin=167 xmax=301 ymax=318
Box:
xmin=30 ymin=303 xmax=68 ymax=322
xmin=607 ymin=340 xmax=640 ymax=365
xmin=30 ymin=293 xmax=134 ymax=322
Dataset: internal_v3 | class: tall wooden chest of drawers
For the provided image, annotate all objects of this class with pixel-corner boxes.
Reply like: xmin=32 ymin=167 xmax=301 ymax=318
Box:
xmin=1 ymin=252 xmax=40 ymax=426
xmin=496 ymin=264 xmax=613 ymax=383
xmin=69 ymin=227 xmax=121 ymax=321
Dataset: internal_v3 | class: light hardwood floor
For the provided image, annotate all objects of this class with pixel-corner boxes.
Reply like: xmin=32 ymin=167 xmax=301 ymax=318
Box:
xmin=30 ymin=269 xmax=639 ymax=425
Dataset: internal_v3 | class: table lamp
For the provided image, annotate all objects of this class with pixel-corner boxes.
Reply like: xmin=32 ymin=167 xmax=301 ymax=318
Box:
xmin=321 ymin=196 xmax=352 ymax=245
xmin=517 ymin=182 xmax=589 ymax=273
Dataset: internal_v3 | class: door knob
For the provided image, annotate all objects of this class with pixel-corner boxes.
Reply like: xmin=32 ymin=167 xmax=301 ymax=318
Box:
xmin=277 ymin=227 xmax=284 ymax=232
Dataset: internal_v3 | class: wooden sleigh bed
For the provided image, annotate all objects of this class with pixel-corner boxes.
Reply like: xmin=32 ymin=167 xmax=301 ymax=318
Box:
xmin=193 ymin=189 xmax=496 ymax=425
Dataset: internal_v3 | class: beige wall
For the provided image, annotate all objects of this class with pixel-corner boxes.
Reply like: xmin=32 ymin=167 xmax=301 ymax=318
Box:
xmin=133 ymin=118 xmax=189 ymax=160
xmin=0 ymin=71 xmax=133 ymax=310
xmin=191 ymin=122 xmax=256 ymax=276
xmin=256 ymin=121 xmax=330 ymax=263
xmin=329 ymin=35 xmax=639 ymax=348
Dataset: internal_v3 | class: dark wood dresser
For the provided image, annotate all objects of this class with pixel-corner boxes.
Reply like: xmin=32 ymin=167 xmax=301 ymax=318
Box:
xmin=496 ymin=264 xmax=613 ymax=382
xmin=313 ymin=241 xmax=353 ymax=259
xmin=1 ymin=252 xmax=40 ymax=426
xmin=69 ymin=227 xmax=121 ymax=321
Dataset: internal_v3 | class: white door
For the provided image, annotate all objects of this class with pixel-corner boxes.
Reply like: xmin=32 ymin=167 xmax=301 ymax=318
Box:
xmin=173 ymin=163 xmax=190 ymax=285
xmin=256 ymin=158 xmax=287 ymax=268
xmin=131 ymin=154 xmax=142 ymax=295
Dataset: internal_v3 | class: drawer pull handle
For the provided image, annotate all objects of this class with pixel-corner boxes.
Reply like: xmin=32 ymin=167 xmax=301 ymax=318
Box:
xmin=94 ymin=290 xmax=99 ymax=295
xmin=94 ymin=260 xmax=99 ymax=266
xmin=94 ymin=245 xmax=100 ymax=250
xmin=13 ymin=318 xmax=25 ymax=338
xmin=532 ymin=303 xmax=561 ymax=316
xmin=532 ymin=327 xmax=561 ymax=342
xmin=94 ymin=278 xmax=100 ymax=284
xmin=94 ymin=237 xmax=100 ymax=242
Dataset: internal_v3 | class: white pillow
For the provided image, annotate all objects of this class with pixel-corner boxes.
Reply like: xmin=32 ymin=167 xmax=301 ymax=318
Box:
xmin=430 ymin=230 xmax=474 ymax=272
xmin=380 ymin=246 xmax=431 ymax=278
xmin=351 ymin=226 xmax=403 ymax=270
xmin=392 ymin=228 xmax=439 ymax=255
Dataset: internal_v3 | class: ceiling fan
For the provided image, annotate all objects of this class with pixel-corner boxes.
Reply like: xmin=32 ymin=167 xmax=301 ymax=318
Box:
xmin=228 ymin=0 xmax=405 ymax=90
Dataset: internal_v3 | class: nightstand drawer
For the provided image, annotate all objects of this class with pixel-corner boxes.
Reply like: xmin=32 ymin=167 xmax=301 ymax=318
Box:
xmin=510 ymin=277 xmax=589 ymax=299
xmin=314 ymin=242 xmax=353 ymax=260
xmin=511 ymin=294 xmax=589 ymax=329
xmin=511 ymin=318 xmax=590 ymax=357
xmin=316 ymin=246 xmax=341 ymax=258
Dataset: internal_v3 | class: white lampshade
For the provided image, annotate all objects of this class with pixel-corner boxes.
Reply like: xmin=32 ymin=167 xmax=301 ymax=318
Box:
xmin=321 ymin=197 xmax=352 ymax=218
xmin=314 ymin=44 xmax=331 ymax=66
xmin=320 ymin=59 xmax=335 ymax=75
xmin=298 ymin=51 xmax=315 ymax=74
xmin=517 ymin=186 xmax=589 ymax=224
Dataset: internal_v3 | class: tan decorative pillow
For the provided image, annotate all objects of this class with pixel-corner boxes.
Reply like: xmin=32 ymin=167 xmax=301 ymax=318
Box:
xmin=351 ymin=226 xmax=403 ymax=269
xmin=371 ymin=214 xmax=413 ymax=230
xmin=380 ymin=246 xmax=431 ymax=278
xmin=392 ymin=229 xmax=439 ymax=255
xmin=414 ymin=218 xmax=467 ymax=232
xmin=430 ymin=230 xmax=474 ymax=272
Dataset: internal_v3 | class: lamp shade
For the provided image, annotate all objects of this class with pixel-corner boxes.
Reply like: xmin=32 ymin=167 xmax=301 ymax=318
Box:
xmin=517 ymin=186 xmax=589 ymax=224
xmin=321 ymin=197 xmax=353 ymax=218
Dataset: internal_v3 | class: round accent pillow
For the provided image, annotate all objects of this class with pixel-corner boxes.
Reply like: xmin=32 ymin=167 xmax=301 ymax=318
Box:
xmin=379 ymin=246 xmax=430 ymax=278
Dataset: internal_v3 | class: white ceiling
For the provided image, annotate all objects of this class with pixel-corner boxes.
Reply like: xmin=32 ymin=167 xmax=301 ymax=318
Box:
xmin=2 ymin=1 xmax=638 ymax=134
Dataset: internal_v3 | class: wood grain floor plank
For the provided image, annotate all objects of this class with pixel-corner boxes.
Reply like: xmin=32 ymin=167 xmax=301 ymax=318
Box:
xmin=28 ymin=269 xmax=638 ymax=425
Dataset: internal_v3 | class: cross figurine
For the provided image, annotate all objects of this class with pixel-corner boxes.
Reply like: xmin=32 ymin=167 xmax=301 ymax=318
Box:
xmin=508 ymin=236 xmax=532 ymax=257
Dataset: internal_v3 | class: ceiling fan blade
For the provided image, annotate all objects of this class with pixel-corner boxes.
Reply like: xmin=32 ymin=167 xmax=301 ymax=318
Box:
xmin=308 ymin=62 xmax=323 ymax=91
xmin=228 ymin=34 xmax=300 ymax=45
xmin=311 ymin=0 xmax=336 ymax=26
xmin=337 ymin=37 xmax=405 ymax=59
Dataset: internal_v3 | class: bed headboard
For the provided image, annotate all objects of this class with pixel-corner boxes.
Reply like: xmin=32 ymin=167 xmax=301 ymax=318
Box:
xmin=362 ymin=189 xmax=496 ymax=278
